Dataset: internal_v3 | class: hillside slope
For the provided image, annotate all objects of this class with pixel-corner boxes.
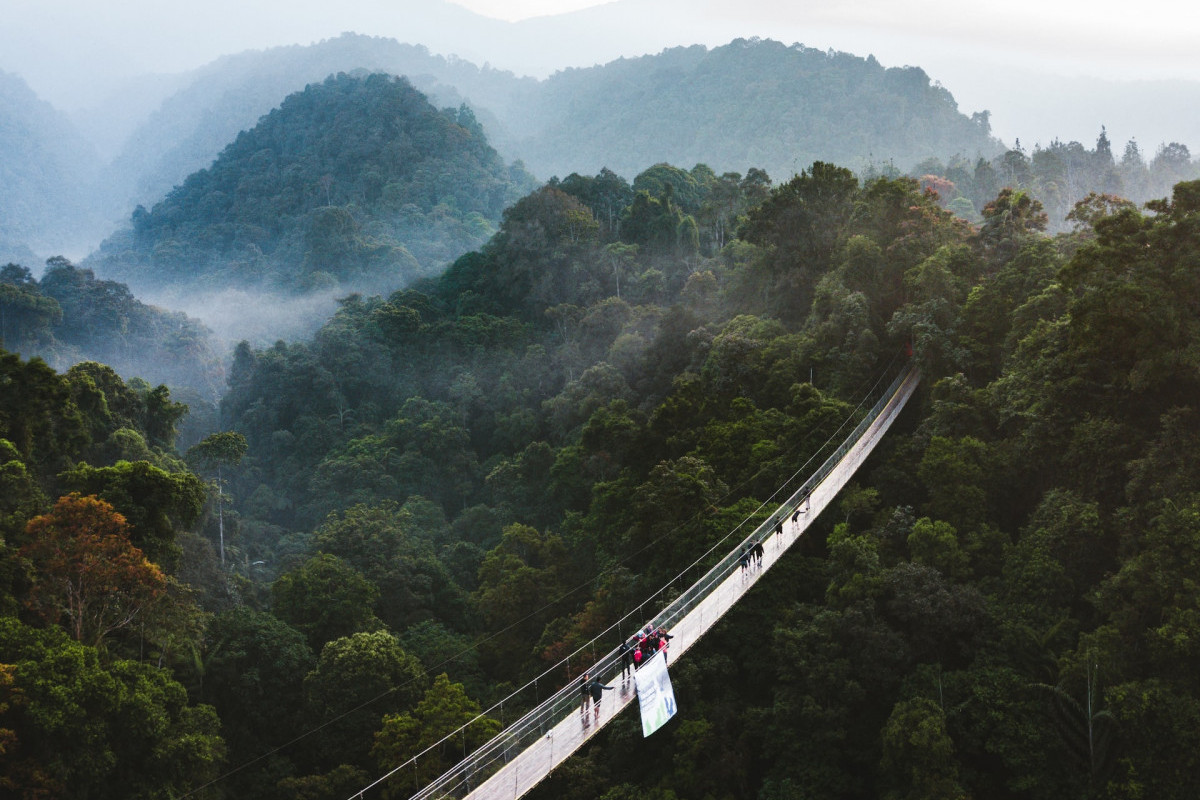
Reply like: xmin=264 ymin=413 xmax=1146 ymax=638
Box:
xmin=88 ymin=72 xmax=534 ymax=295
xmin=97 ymin=34 xmax=1001 ymax=217
xmin=0 ymin=70 xmax=104 ymax=256
xmin=98 ymin=33 xmax=533 ymax=217
xmin=507 ymin=39 xmax=1004 ymax=180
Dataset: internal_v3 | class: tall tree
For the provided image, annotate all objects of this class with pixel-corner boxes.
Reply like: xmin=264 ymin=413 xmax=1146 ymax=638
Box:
xmin=20 ymin=494 xmax=166 ymax=648
xmin=187 ymin=431 xmax=248 ymax=566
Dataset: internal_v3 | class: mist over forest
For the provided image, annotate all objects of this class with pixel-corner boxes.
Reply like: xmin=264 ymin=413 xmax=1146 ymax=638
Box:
xmin=4 ymin=29 xmax=1200 ymax=279
xmin=4 ymin=11 xmax=1200 ymax=800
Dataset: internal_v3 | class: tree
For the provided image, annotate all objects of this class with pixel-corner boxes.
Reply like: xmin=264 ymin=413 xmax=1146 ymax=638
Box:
xmin=313 ymin=502 xmax=471 ymax=632
xmin=0 ymin=438 xmax=45 ymax=545
xmin=0 ymin=277 xmax=61 ymax=349
xmin=879 ymin=696 xmax=967 ymax=800
xmin=916 ymin=436 xmax=990 ymax=534
xmin=59 ymin=460 xmax=206 ymax=569
xmin=199 ymin=606 xmax=313 ymax=788
xmin=302 ymin=630 xmax=428 ymax=771
xmin=187 ymin=431 xmax=248 ymax=566
xmin=907 ymin=518 xmax=969 ymax=582
xmin=0 ymin=616 xmax=225 ymax=799
xmin=474 ymin=523 xmax=570 ymax=678
xmin=271 ymin=553 xmax=383 ymax=652
xmin=0 ymin=348 xmax=87 ymax=481
xmin=21 ymin=494 xmax=167 ymax=648
xmin=372 ymin=673 xmax=500 ymax=792
xmin=740 ymin=162 xmax=858 ymax=272
xmin=979 ymin=188 xmax=1048 ymax=262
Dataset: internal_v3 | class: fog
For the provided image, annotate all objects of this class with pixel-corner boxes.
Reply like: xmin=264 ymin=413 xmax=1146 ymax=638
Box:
xmin=5 ymin=0 xmax=1198 ymax=148
xmin=4 ymin=0 xmax=1199 ymax=356
xmin=135 ymin=286 xmax=344 ymax=350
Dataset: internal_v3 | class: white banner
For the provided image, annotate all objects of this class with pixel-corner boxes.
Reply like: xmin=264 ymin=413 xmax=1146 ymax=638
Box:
xmin=634 ymin=649 xmax=677 ymax=737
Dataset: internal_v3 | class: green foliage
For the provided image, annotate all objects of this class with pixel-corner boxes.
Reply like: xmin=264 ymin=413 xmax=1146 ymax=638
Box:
xmin=198 ymin=606 xmax=313 ymax=790
xmin=879 ymin=696 xmax=966 ymax=800
xmin=91 ymin=73 xmax=533 ymax=294
xmin=59 ymin=459 xmax=206 ymax=568
xmin=0 ymin=348 xmax=87 ymax=482
xmin=922 ymin=133 xmax=1200 ymax=233
xmin=372 ymin=673 xmax=500 ymax=791
xmin=523 ymin=40 xmax=1002 ymax=184
xmin=0 ymin=616 xmax=225 ymax=799
xmin=474 ymin=523 xmax=570 ymax=677
xmin=313 ymin=502 xmax=471 ymax=631
xmin=187 ymin=431 xmax=248 ymax=472
xmin=270 ymin=553 xmax=383 ymax=652
xmin=68 ymin=159 xmax=1197 ymax=800
xmin=0 ymin=259 xmax=225 ymax=397
xmin=301 ymin=630 xmax=428 ymax=772
xmin=906 ymin=518 xmax=970 ymax=582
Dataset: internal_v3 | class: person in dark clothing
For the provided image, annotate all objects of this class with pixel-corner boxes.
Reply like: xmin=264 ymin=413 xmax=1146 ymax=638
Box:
xmin=580 ymin=673 xmax=591 ymax=713
xmin=583 ymin=675 xmax=614 ymax=719
xmin=753 ymin=539 xmax=764 ymax=566
xmin=619 ymin=639 xmax=632 ymax=678
xmin=740 ymin=544 xmax=751 ymax=574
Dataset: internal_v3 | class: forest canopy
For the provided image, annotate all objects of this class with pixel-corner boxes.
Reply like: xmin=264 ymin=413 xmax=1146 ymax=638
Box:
xmin=4 ymin=156 xmax=1200 ymax=800
xmin=87 ymin=72 xmax=535 ymax=295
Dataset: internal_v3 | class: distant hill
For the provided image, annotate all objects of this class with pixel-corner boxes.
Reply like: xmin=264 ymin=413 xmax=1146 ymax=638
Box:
xmin=102 ymin=35 xmax=1001 ymax=202
xmin=0 ymin=70 xmax=104 ymax=256
xmin=88 ymin=72 xmax=534 ymax=295
xmin=506 ymin=39 xmax=1004 ymax=180
xmin=97 ymin=34 xmax=535 ymax=218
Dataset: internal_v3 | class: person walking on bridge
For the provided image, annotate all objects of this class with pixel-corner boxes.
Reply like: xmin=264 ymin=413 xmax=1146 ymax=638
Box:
xmin=580 ymin=674 xmax=613 ymax=721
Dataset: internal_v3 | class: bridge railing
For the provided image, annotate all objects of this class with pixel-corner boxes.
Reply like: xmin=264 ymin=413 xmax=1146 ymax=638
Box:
xmin=379 ymin=359 xmax=916 ymax=800
xmin=635 ymin=358 xmax=914 ymax=647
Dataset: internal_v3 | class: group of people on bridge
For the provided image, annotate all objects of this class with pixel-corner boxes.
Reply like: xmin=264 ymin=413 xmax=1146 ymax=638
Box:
xmin=739 ymin=539 xmax=764 ymax=573
xmin=578 ymin=487 xmax=813 ymax=719
xmin=579 ymin=624 xmax=673 ymax=719
xmin=740 ymin=487 xmax=811 ymax=575
xmin=619 ymin=624 xmax=673 ymax=675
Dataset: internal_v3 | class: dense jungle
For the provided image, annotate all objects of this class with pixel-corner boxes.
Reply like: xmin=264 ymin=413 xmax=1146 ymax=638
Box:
xmin=5 ymin=139 xmax=1200 ymax=799
xmin=3 ymin=27 xmax=1200 ymax=797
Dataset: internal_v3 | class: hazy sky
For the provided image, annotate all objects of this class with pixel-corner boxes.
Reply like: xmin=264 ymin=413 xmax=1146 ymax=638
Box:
xmin=453 ymin=0 xmax=604 ymax=21
xmin=446 ymin=0 xmax=1200 ymax=150
xmin=3 ymin=0 xmax=1198 ymax=150
xmin=452 ymin=0 xmax=1200 ymax=80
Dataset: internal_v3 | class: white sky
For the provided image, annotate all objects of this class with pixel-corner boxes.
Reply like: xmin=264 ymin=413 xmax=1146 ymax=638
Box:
xmin=451 ymin=0 xmax=606 ymax=21
xmin=451 ymin=0 xmax=1200 ymax=78
xmin=2 ymin=0 xmax=1198 ymax=149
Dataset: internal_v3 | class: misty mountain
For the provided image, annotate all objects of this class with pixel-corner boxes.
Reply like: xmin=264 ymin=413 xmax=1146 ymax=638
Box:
xmin=505 ymin=39 xmax=1003 ymax=180
xmin=0 ymin=70 xmax=105 ymax=257
xmin=97 ymin=33 xmax=536 ymax=219
xmin=7 ymin=0 xmax=1200 ymax=183
xmin=101 ymin=33 xmax=1000 ymax=216
xmin=88 ymin=72 xmax=534 ymax=296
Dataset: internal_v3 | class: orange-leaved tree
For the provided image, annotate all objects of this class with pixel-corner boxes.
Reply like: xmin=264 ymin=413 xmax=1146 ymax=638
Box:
xmin=20 ymin=493 xmax=166 ymax=648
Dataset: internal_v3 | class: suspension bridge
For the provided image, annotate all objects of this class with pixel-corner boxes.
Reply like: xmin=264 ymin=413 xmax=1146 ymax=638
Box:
xmin=356 ymin=360 xmax=921 ymax=800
